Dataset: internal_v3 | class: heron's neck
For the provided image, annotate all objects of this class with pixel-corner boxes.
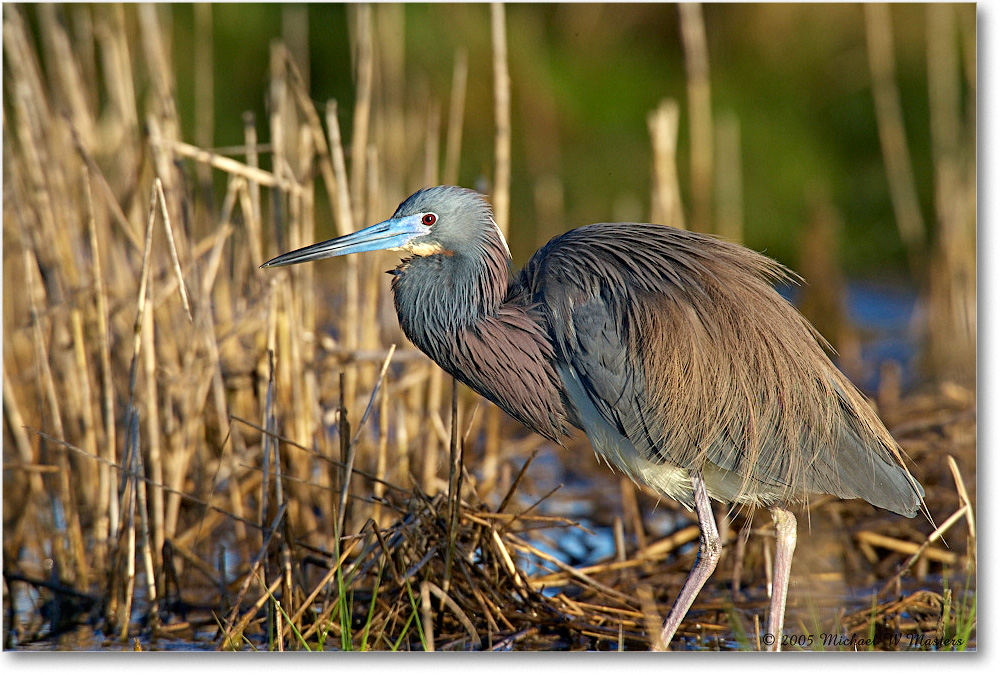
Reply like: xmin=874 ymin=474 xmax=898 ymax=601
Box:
xmin=391 ymin=232 xmax=510 ymax=330
xmin=390 ymin=238 xmax=568 ymax=441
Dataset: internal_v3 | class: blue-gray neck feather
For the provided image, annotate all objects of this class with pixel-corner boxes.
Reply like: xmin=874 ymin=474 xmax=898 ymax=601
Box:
xmin=390 ymin=213 xmax=569 ymax=441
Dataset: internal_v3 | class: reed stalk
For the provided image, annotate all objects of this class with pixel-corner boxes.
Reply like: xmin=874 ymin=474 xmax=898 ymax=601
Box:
xmin=1 ymin=4 xmax=974 ymax=652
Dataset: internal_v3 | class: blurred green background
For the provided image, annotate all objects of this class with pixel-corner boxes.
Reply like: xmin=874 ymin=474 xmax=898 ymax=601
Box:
xmin=120 ymin=4 xmax=971 ymax=277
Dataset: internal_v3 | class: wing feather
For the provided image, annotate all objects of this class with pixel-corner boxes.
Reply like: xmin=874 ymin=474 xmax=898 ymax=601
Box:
xmin=520 ymin=223 xmax=923 ymax=515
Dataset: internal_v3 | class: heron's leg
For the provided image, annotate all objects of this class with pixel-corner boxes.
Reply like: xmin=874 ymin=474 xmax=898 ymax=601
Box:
xmin=657 ymin=469 xmax=721 ymax=650
xmin=766 ymin=505 xmax=797 ymax=652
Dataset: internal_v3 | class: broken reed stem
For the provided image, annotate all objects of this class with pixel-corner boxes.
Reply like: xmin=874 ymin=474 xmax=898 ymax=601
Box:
xmin=70 ymin=320 xmax=100 ymax=546
xmin=261 ymin=351 xmax=276 ymax=550
xmin=373 ymin=375 xmax=390 ymax=525
xmin=443 ymin=48 xmax=469 ymax=186
xmin=159 ymin=137 xmax=301 ymax=194
xmin=325 ymin=100 xmax=356 ymax=237
xmin=714 ymin=110 xmax=743 ymax=244
xmin=927 ymin=3 xmax=963 ymax=239
xmin=269 ymin=40 xmax=289 ymax=253
xmin=141 ymin=277 xmax=165 ymax=561
xmin=395 ymin=398 xmax=411 ymax=488
xmin=443 ymin=377 xmax=463 ymax=595
xmin=132 ymin=426 xmax=160 ymax=633
xmin=360 ymin=143 xmax=383 ymax=355
xmin=420 ymin=581 xmax=436 ymax=651
xmin=191 ymin=4 xmax=215 ymax=237
xmin=38 ymin=5 xmax=95 ymax=141
xmin=678 ymin=2 xmax=713 ymax=233
xmin=282 ymin=52 xmax=338 ymax=237
xmin=648 ymin=99 xmax=685 ymax=230
xmin=277 ymin=462 xmax=296 ymax=651
xmin=193 ymin=4 xmax=214 ymax=154
xmin=490 ymin=2 xmax=511 ymax=237
xmin=83 ymin=163 xmax=119 ymax=553
xmin=925 ymin=3 xmax=976 ymax=379
xmin=350 ymin=3 xmax=373 ymax=227
xmin=423 ymin=367 xmax=445 ymax=494
xmin=261 ymin=349 xmax=276 ymax=642
xmin=70 ymin=127 xmax=144 ymax=251
xmin=337 ymin=345 xmax=397 ymax=537
xmin=335 ymin=371 xmax=350 ymax=546
xmin=864 ymin=3 xmax=926 ymax=264
xmin=946 ymin=455 xmax=975 ymax=541
xmin=424 ymin=101 xmax=441 ymax=186
xmin=153 ymin=178 xmax=193 ymax=321
xmin=481 ymin=401 xmax=502 ymax=496
xmin=2 ymin=371 xmax=45 ymax=498
xmin=24 ymin=246 xmax=89 ymax=588
xmin=878 ymin=504 xmax=969 ymax=596
xmin=425 ymin=580 xmax=481 ymax=647
xmin=127 ymin=179 xmax=162 ymax=398
xmin=136 ymin=5 xmax=176 ymax=127
xmin=114 ymin=407 xmax=141 ymax=640
xmin=326 ymin=99 xmax=360 ymax=414
xmin=243 ymin=112 xmax=266 ymax=265
xmin=619 ymin=477 xmax=648 ymax=552
xmin=296 ymin=117 xmax=319 ymax=468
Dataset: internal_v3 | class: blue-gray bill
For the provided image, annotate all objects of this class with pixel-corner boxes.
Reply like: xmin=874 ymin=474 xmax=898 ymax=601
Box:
xmin=261 ymin=213 xmax=431 ymax=268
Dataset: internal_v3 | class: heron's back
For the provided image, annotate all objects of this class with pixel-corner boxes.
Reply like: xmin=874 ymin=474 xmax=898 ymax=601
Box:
xmin=518 ymin=222 xmax=924 ymax=516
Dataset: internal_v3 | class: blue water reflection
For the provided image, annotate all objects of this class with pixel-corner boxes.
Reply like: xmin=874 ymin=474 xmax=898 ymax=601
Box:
xmin=778 ymin=280 xmax=920 ymax=391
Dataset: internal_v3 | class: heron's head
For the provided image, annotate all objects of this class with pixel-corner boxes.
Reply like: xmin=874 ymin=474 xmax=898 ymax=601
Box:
xmin=261 ymin=185 xmax=510 ymax=268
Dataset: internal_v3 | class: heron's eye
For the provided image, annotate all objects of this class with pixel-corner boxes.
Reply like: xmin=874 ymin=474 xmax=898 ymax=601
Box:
xmin=422 ymin=213 xmax=437 ymax=226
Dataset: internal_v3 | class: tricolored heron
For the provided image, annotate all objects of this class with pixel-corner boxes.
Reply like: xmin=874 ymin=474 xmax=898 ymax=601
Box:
xmin=263 ymin=185 xmax=925 ymax=650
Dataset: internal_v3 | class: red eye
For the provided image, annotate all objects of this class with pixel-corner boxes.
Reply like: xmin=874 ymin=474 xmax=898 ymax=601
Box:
xmin=422 ymin=213 xmax=437 ymax=226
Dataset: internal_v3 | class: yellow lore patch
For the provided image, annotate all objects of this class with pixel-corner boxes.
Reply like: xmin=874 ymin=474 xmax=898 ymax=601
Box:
xmin=403 ymin=242 xmax=453 ymax=256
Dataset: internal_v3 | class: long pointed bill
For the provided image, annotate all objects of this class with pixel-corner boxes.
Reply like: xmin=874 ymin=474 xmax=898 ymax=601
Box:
xmin=260 ymin=214 xmax=431 ymax=268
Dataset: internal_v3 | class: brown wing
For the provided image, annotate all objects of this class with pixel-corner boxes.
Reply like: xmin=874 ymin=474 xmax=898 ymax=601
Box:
xmin=521 ymin=222 xmax=924 ymax=515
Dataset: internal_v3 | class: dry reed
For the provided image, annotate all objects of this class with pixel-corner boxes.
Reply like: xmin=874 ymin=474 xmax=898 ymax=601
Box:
xmin=2 ymin=3 xmax=975 ymax=652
